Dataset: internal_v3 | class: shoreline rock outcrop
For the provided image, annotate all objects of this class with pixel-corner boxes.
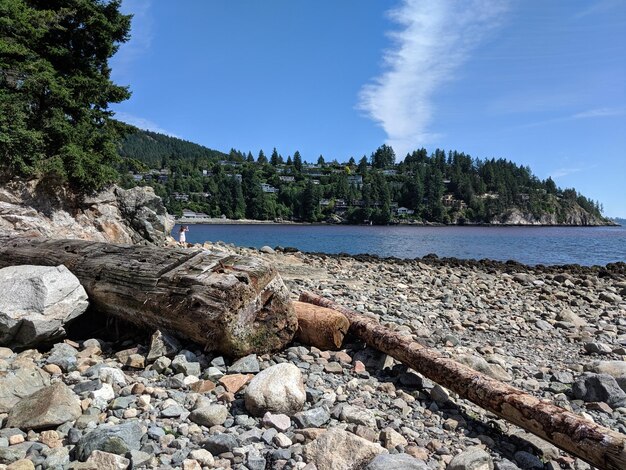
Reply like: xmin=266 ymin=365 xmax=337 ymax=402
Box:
xmin=0 ymin=180 xmax=174 ymax=245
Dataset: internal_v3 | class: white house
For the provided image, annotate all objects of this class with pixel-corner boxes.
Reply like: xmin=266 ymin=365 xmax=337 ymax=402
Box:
xmin=396 ymin=207 xmax=415 ymax=216
xmin=261 ymin=183 xmax=279 ymax=193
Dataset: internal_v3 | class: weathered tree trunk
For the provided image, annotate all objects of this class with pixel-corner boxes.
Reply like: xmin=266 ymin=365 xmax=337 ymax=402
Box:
xmin=299 ymin=291 xmax=626 ymax=470
xmin=0 ymin=237 xmax=297 ymax=356
xmin=293 ymin=301 xmax=349 ymax=350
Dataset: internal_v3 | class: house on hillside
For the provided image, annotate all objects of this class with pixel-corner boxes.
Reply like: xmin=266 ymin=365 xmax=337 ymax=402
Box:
xmin=348 ymin=175 xmax=363 ymax=187
xmin=396 ymin=207 xmax=415 ymax=216
xmin=261 ymin=183 xmax=279 ymax=193
xmin=279 ymin=176 xmax=295 ymax=182
xmin=181 ymin=210 xmax=209 ymax=219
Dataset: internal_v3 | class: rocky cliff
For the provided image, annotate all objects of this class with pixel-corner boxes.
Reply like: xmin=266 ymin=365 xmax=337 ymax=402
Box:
xmin=0 ymin=180 xmax=174 ymax=245
xmin=489 ymin=205 xmax=614 ymax=226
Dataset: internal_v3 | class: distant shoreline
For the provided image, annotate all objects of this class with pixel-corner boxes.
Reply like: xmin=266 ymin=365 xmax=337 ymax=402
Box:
xmin=174 ymin=217 xmax=619 ymax=227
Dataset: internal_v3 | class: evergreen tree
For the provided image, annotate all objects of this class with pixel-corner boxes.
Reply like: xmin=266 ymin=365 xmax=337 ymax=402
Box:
xmin=246 ymin=151 xmax=254 ymax=162
xmin=0 ymin=0 xmax=132 ymax=190
xmin=293 ymin=151 xmax=302 ymax=172
xmin=317 ymin=155 xmax=325 ymax=166
xmin=257 ymin=149 xmax=267 ymax=164
xmin=357 ymin=156 xmax=369 ymax=175
xmin=371 ymin=144 xmax=395 ymax=169
xmin=270 ymin=147 xmax=280 ymax=166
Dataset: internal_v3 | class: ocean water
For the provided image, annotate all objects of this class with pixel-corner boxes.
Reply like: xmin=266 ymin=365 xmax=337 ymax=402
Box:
xmin=173 ymin=224 xmax=626 ymax=266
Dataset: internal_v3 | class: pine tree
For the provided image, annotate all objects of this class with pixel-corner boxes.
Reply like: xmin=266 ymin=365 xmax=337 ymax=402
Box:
xmin=0 ymin=0 xmax=132 ymax=190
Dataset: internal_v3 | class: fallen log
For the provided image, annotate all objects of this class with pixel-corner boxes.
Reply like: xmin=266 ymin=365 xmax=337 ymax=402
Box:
xmin=299 ymin=291 xmax=626 ymax=470
xmin=0 ymin=238 xmax=297 ymax=356
xmin=293 ymin=301 xmax=349 ymax=350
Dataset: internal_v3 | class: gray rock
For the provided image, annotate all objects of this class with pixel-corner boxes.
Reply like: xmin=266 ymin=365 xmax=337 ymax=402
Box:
xmin=0 ymin=265 xmax=88 ymax=348
xmin=171 ymin=354 xmax=201 ymax=377
xmin=0 ymin=367 xmax=50 ymax=413
xmin=366 ymin=453 xmax=428 ymax=470
xmin=46 ymin=342 xmax=79 ymax=372
xmin=572 ymin=373 xmax=626 ymax=407
xmin=114 ymin=185 xmax=174 ymax=245
xmin=0 ymin=443 xmax=31 ymax=464
xmin=7 ymin=382 xmax=81 ymax=430
xmin=202 ymin=433 xmax=239 ymax=455
xmin=293 ymin=407 xmax=331 ymax=428
xmin=152 ymin=356 xmax=171 ymax=374
xmin=340 ymin=404 xmax=377 ymax=428
xmin=146 ymin=330 xmax=181 ymax=362
xmin=244 ymin=363 xmax=306 ymax=416
xmin=514 ymin=451 xmax=543 ymax=469
xmin=303 ymin=428 xmax=387 ymax=470
xmin=457 ymin=355 xmax=512 ymax=382
xmin=448 ymin=447 xmax=494 ymax=470
xmin=584 ymin=342 xmax=613 ymax=355
xmin=584 ymin=361 xmax=626 ymax=391
xmin=75 ymin=421 xmax=144 ymax=460
xmin=189 ymin=404 xmax=229 ymax=427
xmin=260 ymin=246 xmax=275 ymax=254
xmin=495 ymin=459 xmax=522 ymax=470
xmin=229 ymin=354 xmax=260 ymax=373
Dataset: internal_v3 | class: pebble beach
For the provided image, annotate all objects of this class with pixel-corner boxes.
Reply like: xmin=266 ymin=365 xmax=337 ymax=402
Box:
xmin=1 ymin=241 xmax=625 ymax=470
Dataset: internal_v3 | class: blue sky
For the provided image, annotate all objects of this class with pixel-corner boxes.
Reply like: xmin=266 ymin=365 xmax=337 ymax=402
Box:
xmin=110 ymin=0 xmax=626 ymax=217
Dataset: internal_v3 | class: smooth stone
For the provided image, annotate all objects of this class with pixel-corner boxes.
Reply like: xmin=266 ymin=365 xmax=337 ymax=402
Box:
xmin=229 ymin=354 xmax=260 ymax=374
xmin=189 ymin=405 xmax=228 ymax=427
xmin=303 ymin=428 xmax=387 ymax=470
xmin=365 ymin=453 xmax=428 ymax=470
xmin=448 ymin=447 xmax=494 ymax=470
xmin=244 ymin=363 xmax=306 ymax=416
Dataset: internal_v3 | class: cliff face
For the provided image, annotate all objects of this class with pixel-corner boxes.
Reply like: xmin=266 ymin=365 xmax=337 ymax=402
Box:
xmin=489 ymin=205 xmax=613 ymax=226
xmin=0 ymin=180 xmax=175 ymax=245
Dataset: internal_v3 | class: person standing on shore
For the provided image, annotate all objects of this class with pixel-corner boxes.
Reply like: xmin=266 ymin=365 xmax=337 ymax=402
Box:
xmin=179 ymin=225 xmax=189 ymax=244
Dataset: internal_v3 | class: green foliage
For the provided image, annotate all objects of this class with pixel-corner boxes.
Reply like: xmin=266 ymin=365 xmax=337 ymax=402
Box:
xmin=0 ymin=0 xmax=132 ymax=191
xmin=118 ymin=129 xmax=226 ymax=169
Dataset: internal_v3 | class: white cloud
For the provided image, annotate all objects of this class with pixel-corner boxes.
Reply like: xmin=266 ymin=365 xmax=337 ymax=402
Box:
xmin=115 ymin=111 xmax=179 ymax=137
xmin=358 ymin=0 xmax=509 ymax=158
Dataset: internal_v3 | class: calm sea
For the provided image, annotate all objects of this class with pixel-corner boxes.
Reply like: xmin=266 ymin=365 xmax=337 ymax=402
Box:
xmin=174 ymin=224 xmax=626 ymax=266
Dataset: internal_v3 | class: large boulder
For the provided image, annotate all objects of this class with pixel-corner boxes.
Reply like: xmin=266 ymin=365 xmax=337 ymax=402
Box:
xmin=0 ymin=265 xmax=88 ymax=348
xmin=0 ymin=366 xmax=51 ymax=413
xmin=303 ymin=428 xmax=387 ymax=470
xmin=244 ymin=363 xmax=306 ymax=416
xmin=7 ymin=382 xmax=81 ymax=430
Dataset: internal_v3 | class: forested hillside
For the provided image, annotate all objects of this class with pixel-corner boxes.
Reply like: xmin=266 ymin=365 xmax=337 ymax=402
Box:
xmin=118 ymin=130 xmax=227 ymax=170
xmin=118 ymin=129 xmax=609 ymax=226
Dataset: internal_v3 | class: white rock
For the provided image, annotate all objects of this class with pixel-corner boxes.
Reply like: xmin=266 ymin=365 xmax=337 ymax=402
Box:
xmin=90 ymin=383 xmax=115 ymax=409
xmin=0 ymin=265 xmax=88 ymax=348
xmin=244 ymin=363 xmax=306 ymax=416
xmin=99 ymin=367 xmax=127 ymax=386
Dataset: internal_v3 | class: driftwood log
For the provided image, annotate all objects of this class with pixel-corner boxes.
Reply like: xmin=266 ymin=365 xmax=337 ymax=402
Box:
xmin=0 ymin=238 xmax=297 ymax=356
xmin=294 ymin=301 xmax=349 ymax=350
xmin=299 ymin=291 xmax=626 ymax=470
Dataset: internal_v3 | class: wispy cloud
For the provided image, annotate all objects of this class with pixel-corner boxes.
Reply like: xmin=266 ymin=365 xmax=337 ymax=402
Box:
xmin=515 ymin=107 xmax=624 ymax=129
xmin=549 ymin=167 xmax=583 ymax=179
xmin=111 ymin=0 xmax=154 ymax=80
xmin=358 ymin=0 xmax=510 ymax=158
xmin=115 ymin=112 xmax=179 ymax=138
xmin=571 ymin=107 xmax=624 ymax=119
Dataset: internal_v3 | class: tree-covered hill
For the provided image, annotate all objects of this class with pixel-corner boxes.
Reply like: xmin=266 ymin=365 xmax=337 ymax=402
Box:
xmin=118 ymin=129 xmax=227 ymax=170
xmin=118 ymin=129 xmax=610 ymax=226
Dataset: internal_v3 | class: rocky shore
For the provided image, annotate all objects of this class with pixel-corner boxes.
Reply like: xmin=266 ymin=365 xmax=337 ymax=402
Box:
xmin=1 ymin=239 xmax=625 ymax=470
